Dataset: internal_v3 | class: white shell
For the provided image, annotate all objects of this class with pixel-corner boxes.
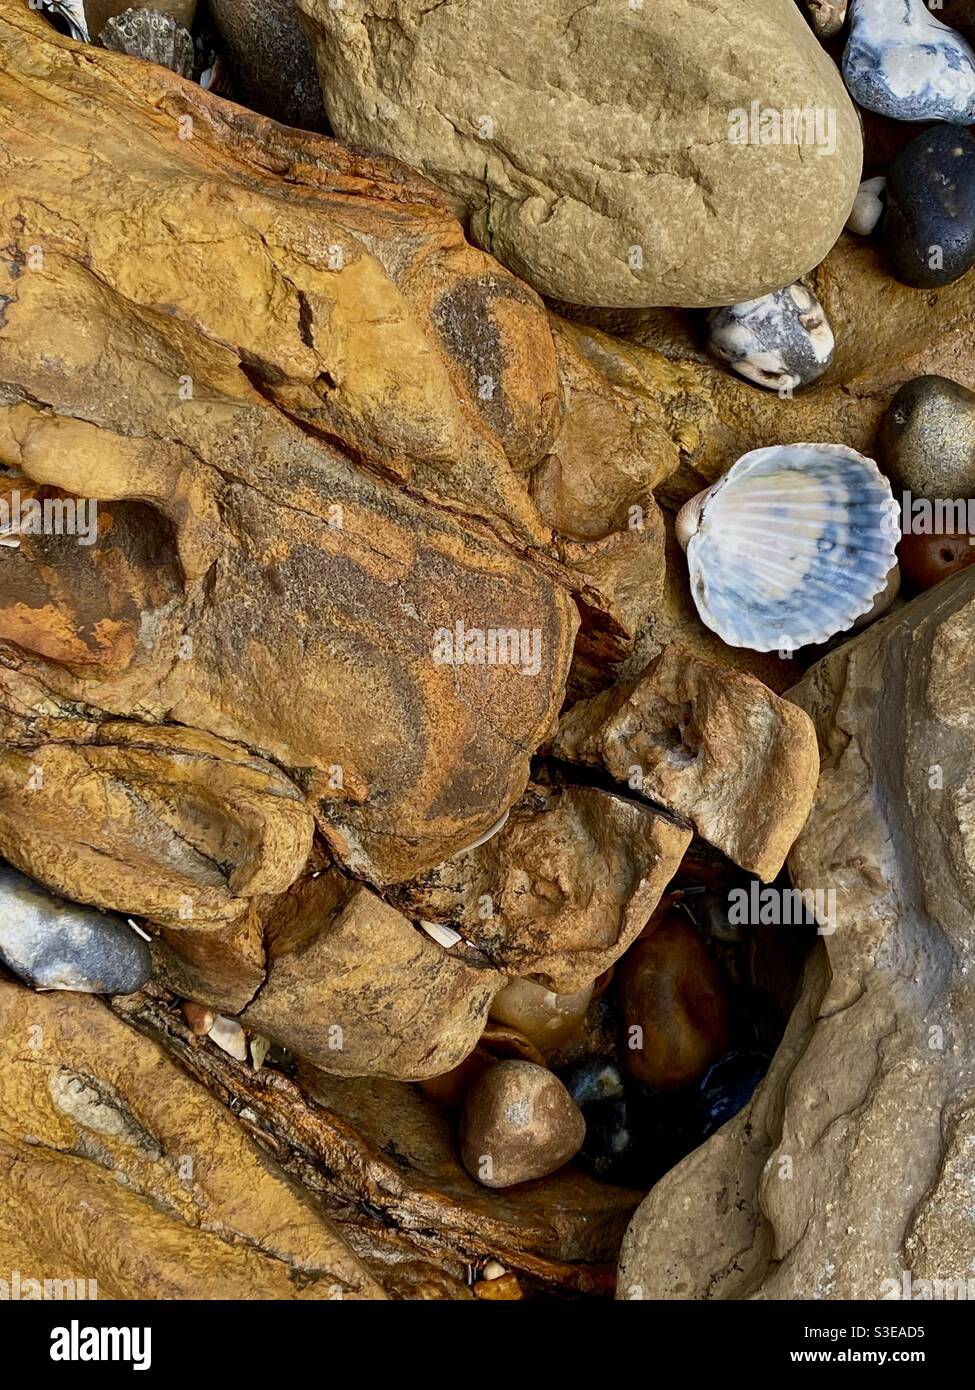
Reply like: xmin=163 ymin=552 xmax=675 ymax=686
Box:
xmin=677 ymin=443 xmax=900 ymax=653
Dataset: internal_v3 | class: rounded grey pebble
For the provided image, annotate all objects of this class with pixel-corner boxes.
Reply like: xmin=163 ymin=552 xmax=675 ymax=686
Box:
xmin=878 ymin=375 xmax=975 ymax=498
xmin=0 ymin=862 xmax=151 ymax=994
xmin=706 ymin=284 xmax=834 ymax=392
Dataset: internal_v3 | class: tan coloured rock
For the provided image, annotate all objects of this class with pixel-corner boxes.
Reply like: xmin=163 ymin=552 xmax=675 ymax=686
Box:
xmin=0 ymin=981 xmax=384 ymax=1299
xmin=618 ymin=570 xmax=975 ymax=1299
xmin=241 ymin=873 xmax=500 ymax=1079
xmin=460 ymin=1060 xmax=586 ymax=1189
xmin=386 ymin=782 xmax=691 ymax=992
xmin=296 ymin=0 xmax=862 ymax=307
xmin=0 ymin=5 xmax=577 ymax=889
xmin=552 ymin=645 xmax=820 ymax=881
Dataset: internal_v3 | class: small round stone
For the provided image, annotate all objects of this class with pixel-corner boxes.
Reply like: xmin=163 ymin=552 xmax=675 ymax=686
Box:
xmin=563 ymin=1057 xmax=625 ymax=1108
xmin=489 ymin=977 xmax=592 ymax=1053
xmin=845 ymin=175 xmax=886 ymax=236
xmin=884 ymin=126 xmax=975 ymax=289
xmin=0 ymin=861 xmax=151 ymax=994
xmin=618 ymin=913 xmax=728 ymax=1089
xmin=843 ymin=0 xmax=975 ymax=123
xmin=706 ymin=284 xmax=834 ymax=392
xmin=899 ymin=530 xmax=975 ymax=590
xmin=805 ymin=0 xmax=848 ymax=40
xmin=878 ymin=375 xmax=975 ymax=498
xmin=460 ymin=1059 xmax=586 ymax=1188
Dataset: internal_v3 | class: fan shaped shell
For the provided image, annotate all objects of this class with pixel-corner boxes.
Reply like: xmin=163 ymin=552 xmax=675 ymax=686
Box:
xmin=98 ymin=9 xmax=196 ymax=77
xmin=677 ymin=443 xmax=900 ymax=652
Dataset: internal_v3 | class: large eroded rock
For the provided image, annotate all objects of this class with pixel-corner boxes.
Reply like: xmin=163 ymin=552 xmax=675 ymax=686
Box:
xmin=296 ymin=0 xmax=862 ymax=307
xmin=618 ymin=570 xmax=975 ymax=1299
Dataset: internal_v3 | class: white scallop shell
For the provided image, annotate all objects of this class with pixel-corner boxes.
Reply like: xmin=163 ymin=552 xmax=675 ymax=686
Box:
xmin=676 ymin=443 xmax=900 ymax=653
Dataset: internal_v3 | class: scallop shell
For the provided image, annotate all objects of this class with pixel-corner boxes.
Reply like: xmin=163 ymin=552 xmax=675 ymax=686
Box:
xmin=676 ymin=443 xmax=900 ymax=653
xmin=97 ymin=8 xmax=196 ymax=78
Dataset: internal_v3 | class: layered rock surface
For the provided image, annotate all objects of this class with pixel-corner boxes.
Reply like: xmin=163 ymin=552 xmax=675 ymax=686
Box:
xmin=618 ymin=570 xmax=975 ymax=1298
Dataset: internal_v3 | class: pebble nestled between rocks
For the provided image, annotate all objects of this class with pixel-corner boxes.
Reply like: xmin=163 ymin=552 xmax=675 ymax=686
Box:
xmin=879 ymin=375 xmax=975 ymax=497
xmin=843 ymin=0 xmax=975 ymax=123
xmin=846 ymin=175 xmax=886 ymax=236
xmin=0 ymin=862 xmax=151 ymax=994
xmin=884 ymin=124 xmax=975 ymax=288
xmin=460 ymin=1059 xmax=586 ymax=1188
xmin=489 ymin=977 xmax=593 ymax=1053
xmin=706 ymin=284 xmax=834 ymax=392
xmin=898 ymin=528 xmax=975 ymax=589
xmin=618 ymin=914 xmax=729 ymax=1089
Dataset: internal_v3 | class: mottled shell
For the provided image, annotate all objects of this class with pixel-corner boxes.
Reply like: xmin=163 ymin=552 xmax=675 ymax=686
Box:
xmin=98 ymin=8 xmax=196 ymax=78
xmin=676 ymin=443 xmax=900 ymax=653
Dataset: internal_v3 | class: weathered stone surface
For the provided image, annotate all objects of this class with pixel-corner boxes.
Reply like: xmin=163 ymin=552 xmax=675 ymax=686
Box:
xmin=552 ymin=645 xmax=820 ymax=881
xmin=618 ymin=570 xmax=975 ymax=1299
xmin=209 ymin=0 xmax=328 ymax=131
xmin=386 ymin=782 xmax=691 ymax=992
xmin=241 ymin=872 xmax=500 ymax=1079
xmin=0 ymin=5 xmax=578 ymax=890
xmin=460 ymin=1060 xmax=586 ymax=1189
xmin=0 ymin=981 xmax=384 ymax=1298
xmin=296 ymin=0 xmax=861 ymax=308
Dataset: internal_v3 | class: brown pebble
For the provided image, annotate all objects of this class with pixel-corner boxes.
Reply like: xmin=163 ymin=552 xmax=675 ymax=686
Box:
xmin=899 ymin=530 xmax=975 ymax=590
xmin=618 ymin=912 xmax=728 ymax=1088
xmin=474 ymin=1272 xmax=523 ymax=1300
xmin=460 ymin=1059 xmax=585 ymax=1188
xmin=181 ymin=1000 xmax=214 ymax=1035
xmin=489 ymin=977 xmax=592 ymax=1052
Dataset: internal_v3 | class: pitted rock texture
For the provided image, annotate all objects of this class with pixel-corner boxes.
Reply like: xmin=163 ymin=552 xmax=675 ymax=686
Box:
xmin=617 ymin=569 xmax=975 ymax=1299
xmin=551 ymin=644 xmax=820 ymax=882
xmin=0 ymin=981 xmax=384 ymax=1298
xmin=296 ymin=0 xmax=862 ymax=307
xmin=386 ymin=782 xmax=691 ymax=993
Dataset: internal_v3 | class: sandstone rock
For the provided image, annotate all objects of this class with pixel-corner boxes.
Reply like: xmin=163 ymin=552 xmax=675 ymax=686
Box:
xmin=0 ymin=6 xmax=578 ymax=890
xmin=385 ymin=782 xmax=692 ymax=993
xmin=618 ymin=569 xmax=975 ymax=1299
xmin=0 ymin=981 xmax=384 ymax=1298
xmin=209 ymin=0 xmax=328 ymax=131
xmin=240 ymin=873 xmax=500 ymax=1079
xmin=551 ymin=645 xmax=820 ymax=881
xmin=460 ymin=1060 xmax=585 ymax=1188
xmin=296 ymin=0 xmax=861 ymax=307
xmin=617 ymin=913 xmax=728 ymax=1089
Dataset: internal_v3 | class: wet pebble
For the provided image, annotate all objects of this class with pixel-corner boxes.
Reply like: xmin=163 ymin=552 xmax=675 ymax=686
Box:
xmin=805 ymin=0 xmax=848 ymax=40
xmin=0 ymin=861 xmax=151 ymax=994
xmin=843 ymin=0 xmax=975 ymax=123
xmin=697 ymin=1051 xmax=770 ymax=1141
xmin=845 ymin=175 xmax=886 ymax=236
xmin=460 ymin=1059 xmax=585 ymax=1188
xmin=879 ymin=375 xmax=975 ymax=497
xmin=489 ymin=977 xmax=592 ymax=1053
xmin=706 ymin=284 xmax=834 ymax=392
xmin=563 ymin=1056 xmax=625 ymax=1108
xmin=884 ymin=125 xmax=975 ymax=288
xmin=899 ymin=529 xmax=975 ymax=589
xmin=618 ymin=913 xmax=728 ymax=1089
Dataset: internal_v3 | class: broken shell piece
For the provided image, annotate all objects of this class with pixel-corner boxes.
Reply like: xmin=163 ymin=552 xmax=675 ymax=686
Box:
xmin=676 ymin=443 xmax=899 ymax=653
xmin=208 ymin=1015 xmax=248 ymax=1061
xmin=38 ymin=1 xmax=90 ymax=42
xmin=98 ymin=8 xmax=195 ymax=78
xmin=249 ymin=1033 xmax=271 ymax=1071
xmin=420 ymin=920 xmax=462 ymax=949
xmin=845 ymin=175 xmax=886 ymax=236
xmin=706 ymin=285 xmax=834 ymax=392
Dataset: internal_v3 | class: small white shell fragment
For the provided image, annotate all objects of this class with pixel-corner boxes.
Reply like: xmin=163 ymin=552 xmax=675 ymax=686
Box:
xmin=706 ymin=285 xmax=834 ymax=392
xmin=677 ymin=443 xmax=900 ymax=653
xmin=455 ymin=808 xmax=511 ymax=854
xmin=420 ymin=920 xmax=462 ymax=949
xmin=208 ymin=1015 xmax=248 ymax=1061
xmin=482 ymin=1260 xmax=507 ymax=1280
xmin=846 ymin=175 xmax=886 ymax=236
xmin=250 ymin=1034 xmax=271 ymax=1071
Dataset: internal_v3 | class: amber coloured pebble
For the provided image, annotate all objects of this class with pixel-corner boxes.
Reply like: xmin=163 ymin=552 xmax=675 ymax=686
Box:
xmin=899 ymin=530 xmax=975 ymax=591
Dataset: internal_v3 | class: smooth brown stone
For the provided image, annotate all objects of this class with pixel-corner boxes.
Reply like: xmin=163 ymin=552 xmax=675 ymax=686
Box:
xmin=899 ymin=531 xmax=975 ymax=591
xmin=460 ymin=1060 xmax=585 ymax=1189
xmin=489 ymin=978 xmax=592 ymax=1055
xmin=474 ymin=1272 xmax=523 ymax=1300
xmin=618 ymin=913 xmax=728 ymax=1089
